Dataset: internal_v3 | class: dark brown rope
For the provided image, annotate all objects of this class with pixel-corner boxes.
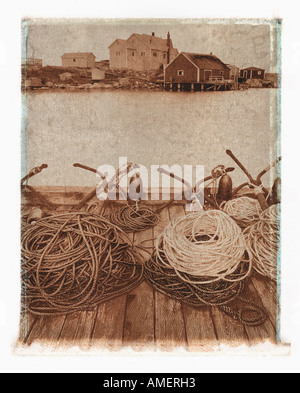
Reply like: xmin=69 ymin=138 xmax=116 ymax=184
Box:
xmin=108 ymin=203 xmax=160 ymax=233
xmin=21 ymin=212 xmax=144 ymax=315
xmin=144 ymin=247 xmax=267 ymax=327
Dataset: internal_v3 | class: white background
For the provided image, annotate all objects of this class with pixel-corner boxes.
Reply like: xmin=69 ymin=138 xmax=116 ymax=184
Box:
xmin=0 ymin=0 xmax=299 ymax=373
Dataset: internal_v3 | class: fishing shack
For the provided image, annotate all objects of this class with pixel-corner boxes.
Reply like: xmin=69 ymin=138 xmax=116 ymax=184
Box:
xmin=164 ymin=52 xmax=231 ymax=91
xmin=61 ymin=52 xmax=96 ymax=68
xmin=240 ymin=67 xmax=265 ymax=80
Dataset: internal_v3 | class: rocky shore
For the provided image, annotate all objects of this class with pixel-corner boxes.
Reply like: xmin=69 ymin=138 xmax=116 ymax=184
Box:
xmin=22 ymin=62 xmax=164 ymax=91
xmin=22 ymin=62 xmax=277 ymax=92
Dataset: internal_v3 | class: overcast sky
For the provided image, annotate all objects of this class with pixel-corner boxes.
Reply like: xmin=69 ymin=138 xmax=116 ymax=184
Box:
xmin=24 ymin=19 xmax=279 ymax=71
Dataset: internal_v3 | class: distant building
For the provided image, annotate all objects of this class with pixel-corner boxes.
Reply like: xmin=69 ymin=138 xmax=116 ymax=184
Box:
xmin=109 ymin=32 xmax=178 ymax=71
xmin=164 ymin=52 xmax=230 ymax=83
xmin=226 ymin=64 xmax=239 ymax=80
xmin=61 ymin=52 xmax=96 ymax=68
xmin=240 ymin=67 xmax=265 ymax=80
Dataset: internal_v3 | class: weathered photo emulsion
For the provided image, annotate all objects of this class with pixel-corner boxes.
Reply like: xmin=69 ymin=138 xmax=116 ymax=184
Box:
xmin=19 ymin=19 xmax=281 ymax=352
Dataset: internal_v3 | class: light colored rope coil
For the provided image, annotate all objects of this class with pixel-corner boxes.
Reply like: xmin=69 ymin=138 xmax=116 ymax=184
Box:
xmin=155 ymin=209 xmax=252 ymax=285
xmin=243 ymin=204 xmax=279 ymax=281
xmin=222 ymin=196 xmax=262 ymax=228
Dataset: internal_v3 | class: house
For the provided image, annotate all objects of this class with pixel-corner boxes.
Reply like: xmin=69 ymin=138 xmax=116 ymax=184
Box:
xmin=240 ymin=67 xmax=265 ymax=80
xmin=109 ymin=32 xmax=178 ymax=71
xmin=226 ymin=64 xmax=239 ymax=80
xmin=164 ymin=52 xmax=230 ymax=83
xmin=61 ymin=52 xmax=96 ymax=68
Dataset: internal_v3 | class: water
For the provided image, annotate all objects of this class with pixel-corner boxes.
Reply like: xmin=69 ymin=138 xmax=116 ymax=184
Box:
xmin=24 ymin=89 xmax=279 ymax=188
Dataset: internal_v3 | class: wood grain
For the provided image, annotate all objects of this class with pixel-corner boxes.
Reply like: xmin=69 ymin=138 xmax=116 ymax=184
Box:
xmin=19 ymin=188 xmax=279 ymax=350
xmin=123 ymin=227 xmax=155 ymax=350
xmin=26 ymin=315 xmax=66 ymax=346
xmin=170 ymin=204 xmax=219 ymax=350
xmin=154 ymin=207 xmax=187 ymax=349
xmin=91 ymin=297 xmax=127 ymax=350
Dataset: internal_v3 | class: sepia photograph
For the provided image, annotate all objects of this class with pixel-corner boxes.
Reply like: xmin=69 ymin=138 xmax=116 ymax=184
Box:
xmin=19 ymin=17 xmax=282 ymax=352
xmin=1 ymin=0 xmax=300 ymax=375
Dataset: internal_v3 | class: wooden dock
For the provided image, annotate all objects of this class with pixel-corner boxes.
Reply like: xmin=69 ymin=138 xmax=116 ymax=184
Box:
xmin=164 ymin=81 xmax=236 ymax=92
xmin=19 ymin=187 xmax=278 ymax=351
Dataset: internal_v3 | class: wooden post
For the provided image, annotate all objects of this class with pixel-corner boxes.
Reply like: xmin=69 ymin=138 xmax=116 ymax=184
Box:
xmin=178 ymin=83 xmax=180 ymax=91
xmin=191 ymin=83 xmax=194 ymax=92
xmin=170 ymin=83 xmax=173 ymax=91
xmin=214 ymin=84 xmax=216 ymax=91
xmin=201 ymin=84 xmax=204 ymax=92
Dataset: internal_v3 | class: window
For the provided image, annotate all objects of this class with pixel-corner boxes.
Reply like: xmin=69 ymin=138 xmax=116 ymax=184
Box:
xmin=73 ymin=59 xmax=76 ymax=62
xmin=116 ymin=51 xmax=121 ymax=56
xmin=178 ymin=70 xmax=184 ymax=76
xmin=153 ymin=52 xmax=157 ymax=57
xmin=132 ymin=52 xmax=135 ymax=57
xmin=163 ymin=53 xmax=166 ymax=59
xmin=220 ymin=71 xmax=223 ymax=75
xmin=141 ymin=52 xmax=146 ymax=57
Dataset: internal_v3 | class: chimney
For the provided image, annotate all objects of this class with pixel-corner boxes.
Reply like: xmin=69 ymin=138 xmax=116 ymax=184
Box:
xmin=167 ymin=32 xmax=171 ymax=63
xmin=152 ymin=32 xmax=155 ymax=36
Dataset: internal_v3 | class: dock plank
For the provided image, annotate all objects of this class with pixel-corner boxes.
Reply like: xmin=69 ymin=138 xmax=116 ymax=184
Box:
xmin=90 ymin=203 xmax=127 ymax=350
xmin=171 ymin=204 xmax=219 ymax=350
xmin=250 ymin=272 xmax=278 ymax=331
xmin=91 ymin=297 xmax=127 ymax=350
xmin=26 ymin=315 xmax=66 ymax=346
xmin=123 ymin=227 xmax=155 ymax=350
xmin=154 ymin=207 xmax=187 ymax=349
xmin=210 ymin=306 xmax=249 ymax=345
xmin=241 ymin=278 xmax=277 ymax=344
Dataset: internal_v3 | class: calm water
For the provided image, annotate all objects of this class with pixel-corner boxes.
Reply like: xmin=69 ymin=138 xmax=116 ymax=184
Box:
xmin=24 ymin=89 xmax=279 ymax=188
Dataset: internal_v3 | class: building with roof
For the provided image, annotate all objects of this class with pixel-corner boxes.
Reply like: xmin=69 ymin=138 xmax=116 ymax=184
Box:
xmin=164 ymin=52 xmax=230 ymax=83
xmin=226 ymin=64 xmax=240 ymax=80
xmin=108 ymin=32 xmax=178 ymax=71
xmin=61 ymin=52 xmax=96 ymax=68
xmin=240 ymin=67 xmax=265 ymax=80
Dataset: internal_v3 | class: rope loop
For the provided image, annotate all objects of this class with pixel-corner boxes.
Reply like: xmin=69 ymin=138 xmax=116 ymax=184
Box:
xmin=21 ymin=212 xmax=144 ymax=315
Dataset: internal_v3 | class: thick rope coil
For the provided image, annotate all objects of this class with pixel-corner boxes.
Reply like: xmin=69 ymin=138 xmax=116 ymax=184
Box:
xmin=156 ymin=210 xmax=252 ymax=284
xmin=144 ymin=210 xmax=266 ymax=326
xmin=243 ymin=204 xmax=279 ymax=280
xmin=108 ymin=203 xmax=160 ymax=233
xmin=21 ymin=212 xmax=144 ymax=315
xmin=221 ymin=196 xmax=262 ymax=228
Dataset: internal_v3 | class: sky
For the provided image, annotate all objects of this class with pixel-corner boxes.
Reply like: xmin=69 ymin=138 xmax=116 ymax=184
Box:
xmin=24 ymin=19 xmax=279 ymax=72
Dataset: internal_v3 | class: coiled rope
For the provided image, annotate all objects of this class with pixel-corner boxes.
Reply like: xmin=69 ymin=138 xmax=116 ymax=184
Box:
xmin=21 ymin=212 xmax=144 ymax=315
xmin=243 ymin=205 xmax=279 ymax=281
xmin=108 ymin=202 xmax=160 ymax=233
xmin=222 ymin=196 xmax=262 ymax=228
xmin=145 ymin=210 xmax=267 ymax=326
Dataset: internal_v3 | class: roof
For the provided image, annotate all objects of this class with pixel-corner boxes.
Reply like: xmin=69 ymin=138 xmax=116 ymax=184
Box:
xmin=61 ymin=52 xmax=96 ymax=58
xmin=136 ymin=34 xmax=169 ymax=51
xmin=241 ymin=66 xmax=265 ymax=71
xmin=182 ymin=53 xmax=230 ymax=70
xmin=108 ymin=39 xmax=128 ymax=49
xmin=109 ymin=33 xmax=178 ymax=53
